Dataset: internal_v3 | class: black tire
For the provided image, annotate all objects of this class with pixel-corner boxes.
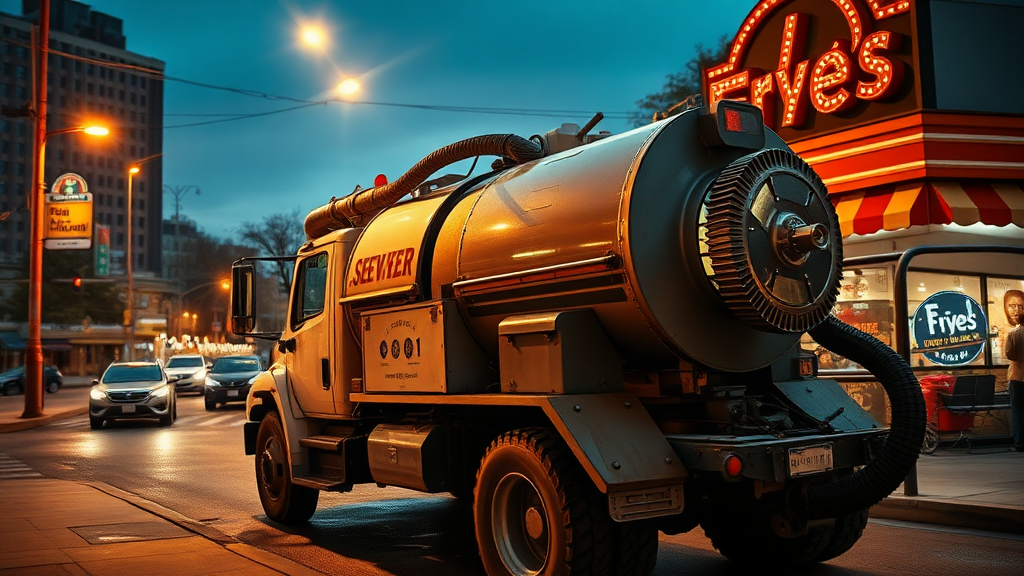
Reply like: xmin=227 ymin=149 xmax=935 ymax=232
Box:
xmin=159 ymin=411 xmax=174 ymax=426
xmin=701 ymin=497 xmax=831 ymax=569
xmin=255 ymin=411 xmax=319 ymax=524
xmin=205 ymin=397 xmax=217 ymax=411
xmin=45 ymin=380 xmax=60 ymax=393
xmin=474 ymin=428 xmax=652 ymax=576
xmin=921 ymin=424 xmax=939 ymax=455
xmin=2 ymin=382 xmax=19 ymax=396
xmin=89 ymin=415 xmax=104 ymax=430
xmin=615 ymin=519 xmax=659 ymax=576
xmin=812 ymin=508 xmax=870 ymax=563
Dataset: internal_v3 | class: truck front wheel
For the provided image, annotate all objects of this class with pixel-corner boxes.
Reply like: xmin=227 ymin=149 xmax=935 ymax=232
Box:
xmin=475 ymin=428 xmax=630 ymax=576
xmin=255 ymin=411 xmax=319 ymax=524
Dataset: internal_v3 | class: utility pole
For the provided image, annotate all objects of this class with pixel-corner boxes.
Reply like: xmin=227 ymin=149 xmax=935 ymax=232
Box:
xmin=24 ymin=0 xmax=50 ymax=419
xmin=163 ymin=184 xmax=200 ymax=327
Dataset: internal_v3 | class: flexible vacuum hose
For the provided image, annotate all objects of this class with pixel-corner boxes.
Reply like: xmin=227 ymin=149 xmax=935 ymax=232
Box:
xmin=805 ymin=316 xmax=925 ymax=518
xmin=303 ymin=134 xmax=544 ymax=238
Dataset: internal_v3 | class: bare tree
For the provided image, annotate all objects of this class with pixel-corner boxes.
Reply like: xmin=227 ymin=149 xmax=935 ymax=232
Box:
xmin=238 ymin=209 xmax=307 ymax=292
xmin=633 ymin=35 xmax=732 ymax=126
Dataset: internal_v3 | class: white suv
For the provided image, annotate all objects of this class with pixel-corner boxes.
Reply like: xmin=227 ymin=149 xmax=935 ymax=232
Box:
xmin=163 ymin=354 xmax=210 ymax=395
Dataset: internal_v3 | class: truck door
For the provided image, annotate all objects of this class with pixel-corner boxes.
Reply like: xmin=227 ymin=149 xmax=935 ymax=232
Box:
xmin=285 ymin=248 xmax=336 ymax=415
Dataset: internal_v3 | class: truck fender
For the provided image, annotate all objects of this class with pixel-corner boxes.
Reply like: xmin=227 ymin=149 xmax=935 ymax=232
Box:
xmin=541 ymin=393 xmax=688 ymax=520
xmin=243 ymin=363 xmax=316 ymax=473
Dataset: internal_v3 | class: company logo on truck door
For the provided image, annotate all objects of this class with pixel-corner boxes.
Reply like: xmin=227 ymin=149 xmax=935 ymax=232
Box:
xmin=350 ymin=247 xmax=416 ymax=287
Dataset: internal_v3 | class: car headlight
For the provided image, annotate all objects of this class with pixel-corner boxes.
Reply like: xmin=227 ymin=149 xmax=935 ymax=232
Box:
xmin=89 ymin=388 xmax=106 ymax=400
xmin=151 ymin=385 xmax=170 ymax=398
xmin=206 ymin=376 xmax=221 ymax=387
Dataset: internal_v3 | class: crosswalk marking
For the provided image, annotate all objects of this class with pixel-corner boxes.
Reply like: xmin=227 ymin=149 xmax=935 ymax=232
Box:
xmin=0 ymin=453 xmax=42 ymax=479
xmin=44 ymin=413 xmax=245 ymax=429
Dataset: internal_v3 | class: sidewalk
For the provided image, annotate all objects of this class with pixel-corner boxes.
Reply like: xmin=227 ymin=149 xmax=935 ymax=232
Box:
xmin=0 ymin=386 xmax=1022 ymax=575
xmin=0 ymin=477 xmax=322 ymax=575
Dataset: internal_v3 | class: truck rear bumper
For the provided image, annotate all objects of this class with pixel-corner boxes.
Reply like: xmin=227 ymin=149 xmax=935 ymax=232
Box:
xmin=666 ymin=429 xmax=887 ymax=482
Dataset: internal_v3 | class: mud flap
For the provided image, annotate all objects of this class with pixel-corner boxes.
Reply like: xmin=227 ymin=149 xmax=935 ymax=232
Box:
xmin=541 ymin=393 xmax=687 ymax=521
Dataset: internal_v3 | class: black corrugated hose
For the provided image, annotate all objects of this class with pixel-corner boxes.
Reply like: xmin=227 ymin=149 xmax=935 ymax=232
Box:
xmin=304 ymin=134 xmax=544 ymax=239
xmin=805 ymin=315 xmax=926 ymax=518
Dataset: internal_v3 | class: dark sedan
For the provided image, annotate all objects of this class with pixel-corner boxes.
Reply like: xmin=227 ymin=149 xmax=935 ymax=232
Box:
xmin=0 ymin=365 xmax=63 ymax=395
xmin=204 ymin=355 xmax=262 ymax=410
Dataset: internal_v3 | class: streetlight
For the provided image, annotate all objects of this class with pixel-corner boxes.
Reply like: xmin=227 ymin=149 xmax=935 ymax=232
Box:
xmin=24 ymin=122 xmax=108 ymax=419
xmin=336 ymin=78 xmax=361 ymax=98
xmin=124 ymin=153 xmax=161 ymax=361
xmin=299 ymin=24 xmax=327 ymax=49
xmin=182 ymin=311 xmax=198 ymax=338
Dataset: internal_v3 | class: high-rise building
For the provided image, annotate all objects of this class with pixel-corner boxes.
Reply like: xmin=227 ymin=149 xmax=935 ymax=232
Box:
xmin=0 ymin=0 xmax=167 ymax=373
xmin=0 ymin=0 xmax=165 ymax=277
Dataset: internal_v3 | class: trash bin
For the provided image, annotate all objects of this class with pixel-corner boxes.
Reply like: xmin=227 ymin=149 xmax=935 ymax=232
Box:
xmin=919 ymin=375 xmax=973 ymax=432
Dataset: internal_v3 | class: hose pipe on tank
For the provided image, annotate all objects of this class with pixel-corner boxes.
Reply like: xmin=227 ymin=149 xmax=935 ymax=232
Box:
xmin=303 ymin=134 xmax=545 ymax=239
xmin=804 ymin=315 xmax=926 ymax=518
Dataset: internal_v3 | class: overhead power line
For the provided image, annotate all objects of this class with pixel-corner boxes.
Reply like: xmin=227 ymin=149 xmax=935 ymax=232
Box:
xmin=2 ymin=36 xmax=637 ymax=126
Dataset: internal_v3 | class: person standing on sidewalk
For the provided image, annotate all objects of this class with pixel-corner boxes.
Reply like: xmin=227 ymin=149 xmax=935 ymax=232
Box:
xmin=1004 ymin=290 xmax=1024 ymax=451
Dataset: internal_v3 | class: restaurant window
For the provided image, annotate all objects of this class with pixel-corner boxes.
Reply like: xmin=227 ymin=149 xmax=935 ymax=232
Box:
xmin=907 ymin=271 xmax=984 ymax=368
xmin=802 ymin=266 xmax=894 ymax=371
xmin=988 ymin=277 xmax=1024 ymax=366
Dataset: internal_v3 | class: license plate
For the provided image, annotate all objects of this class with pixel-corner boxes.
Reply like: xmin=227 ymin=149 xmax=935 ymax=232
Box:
xmin=228 ymin=390 xmax=239 ymax=397
xmin=788 ymin=444 xmax=833 ymax=477
xmin=122 ymin=405 xmax=136 ymax=414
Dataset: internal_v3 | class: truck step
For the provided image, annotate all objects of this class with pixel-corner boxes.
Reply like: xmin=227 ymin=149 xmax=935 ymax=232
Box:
xmin=293 ymin=475 xmax=352 ymax=492
xmin=301 ymin=435 xmax=347 ymax=453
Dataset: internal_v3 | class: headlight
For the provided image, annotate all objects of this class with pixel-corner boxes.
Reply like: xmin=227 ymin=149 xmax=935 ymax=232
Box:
xmin=151 ymin=385 xmax=170 ymax=398
xmin=89 ymin=388 xmax=106 ymax=400
xmin=206 ymin=376 xmax=221 ymax=387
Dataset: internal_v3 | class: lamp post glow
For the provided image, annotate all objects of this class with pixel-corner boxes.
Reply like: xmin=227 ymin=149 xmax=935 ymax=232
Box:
xmin=178 ymin=280 xmax=230 ymax=338
xmin=336 ymin=78 xmax=361 ymax=97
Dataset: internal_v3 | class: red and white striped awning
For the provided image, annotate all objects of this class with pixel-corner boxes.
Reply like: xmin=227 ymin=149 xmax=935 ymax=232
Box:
xmin=832 ymin=182 xmax=1024 ymax=237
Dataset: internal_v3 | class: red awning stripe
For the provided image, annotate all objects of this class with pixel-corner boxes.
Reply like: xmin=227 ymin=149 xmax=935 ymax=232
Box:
xmin=833 ymin=181 xmax=1024 ymax=236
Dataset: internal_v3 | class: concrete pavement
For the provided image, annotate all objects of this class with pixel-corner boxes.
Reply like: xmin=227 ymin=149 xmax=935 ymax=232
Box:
xmin=0 ymin=381 xmax=1022 ymax=574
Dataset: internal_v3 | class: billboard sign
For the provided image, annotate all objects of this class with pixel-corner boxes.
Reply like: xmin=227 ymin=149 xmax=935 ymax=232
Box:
xmin=95 ymin=225 xmax=110 ymax=276
xmin=704 ymin=0 xmax=919 ymax=141
xmin=45 ymin=173 xmax=93 ymax=250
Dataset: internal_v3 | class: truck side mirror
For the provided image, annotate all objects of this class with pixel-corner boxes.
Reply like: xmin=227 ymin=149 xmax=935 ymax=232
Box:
xmin=231 ymin=263 xmax=257 ymax=335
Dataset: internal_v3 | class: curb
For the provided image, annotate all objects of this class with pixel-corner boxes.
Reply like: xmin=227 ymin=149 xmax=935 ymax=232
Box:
xmin=871 ymin=497 xmax=1024 ymax=535
xmin=0 ymin=406 xmax=87 ymax=433
xmin=84 ymin=481 xmax=323 ymax=575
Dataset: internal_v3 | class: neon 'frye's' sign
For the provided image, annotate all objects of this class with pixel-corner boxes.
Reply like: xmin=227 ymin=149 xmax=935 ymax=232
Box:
xmin=705 ymin=0 xmax=914 ymax=134
xmin=911 ymin=291 xmax=988 ymax=367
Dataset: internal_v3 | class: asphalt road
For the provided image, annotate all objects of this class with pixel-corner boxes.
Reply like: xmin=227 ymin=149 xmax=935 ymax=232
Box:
xmin=2 ymin=393 xmax=1023 ymax=576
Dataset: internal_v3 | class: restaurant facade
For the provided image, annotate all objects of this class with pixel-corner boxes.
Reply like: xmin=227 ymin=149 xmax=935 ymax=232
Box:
xmin=704 ymin=0 xmax=1024 ymax=437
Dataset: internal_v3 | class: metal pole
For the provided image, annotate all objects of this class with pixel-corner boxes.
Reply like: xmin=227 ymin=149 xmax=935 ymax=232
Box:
xmin=23 ymin=0 xmax=50 ymax=419
xmin=126 ymin=170 xmax=134 ymax=360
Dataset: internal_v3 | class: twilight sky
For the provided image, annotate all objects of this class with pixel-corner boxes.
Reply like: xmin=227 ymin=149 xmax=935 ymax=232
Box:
xmin=2 ymin=0 xmax=753 ymax=239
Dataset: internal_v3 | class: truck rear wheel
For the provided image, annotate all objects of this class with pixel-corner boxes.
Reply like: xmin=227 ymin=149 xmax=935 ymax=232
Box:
xmin=474 ymin=428 xmax=612 ymax=576
xmin=701 ymin=500 xmax=831 ymax=568
xmin=255 ymin=411 xmax=319 ymax=524
xmin=812 ymin=508 xmax=869 ymax=563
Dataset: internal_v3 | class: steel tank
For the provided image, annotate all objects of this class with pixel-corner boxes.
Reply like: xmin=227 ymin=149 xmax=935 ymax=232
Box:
xmin=423 ymin=110 xmax=838 ymax=372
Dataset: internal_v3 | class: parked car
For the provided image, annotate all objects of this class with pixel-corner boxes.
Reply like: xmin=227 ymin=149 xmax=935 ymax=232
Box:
xmin=88 ymin=361 xmax=178 ymax=429
xmin=204 ymin=355 xmax=262 ymax=410
xmin=0 ymin=365 xmax=64 ymax=395
xmin=163 ymin=354 xmax=209 ymax=395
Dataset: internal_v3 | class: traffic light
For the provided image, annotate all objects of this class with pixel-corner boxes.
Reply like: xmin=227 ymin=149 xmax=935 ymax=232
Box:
xmin=71 ymin=277 xmax=83 ymax=294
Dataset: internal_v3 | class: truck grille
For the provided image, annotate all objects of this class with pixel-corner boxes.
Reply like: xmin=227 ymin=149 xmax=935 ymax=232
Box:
xmin=107 ymin=390 xmax=151 ymax=402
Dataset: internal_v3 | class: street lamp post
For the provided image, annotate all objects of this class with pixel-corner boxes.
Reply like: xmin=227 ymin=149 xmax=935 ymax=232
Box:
xmin=124 ymin=154 xmax=162 ymax=361
xmin=23 ymin=0 xmax=110 ymax=418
